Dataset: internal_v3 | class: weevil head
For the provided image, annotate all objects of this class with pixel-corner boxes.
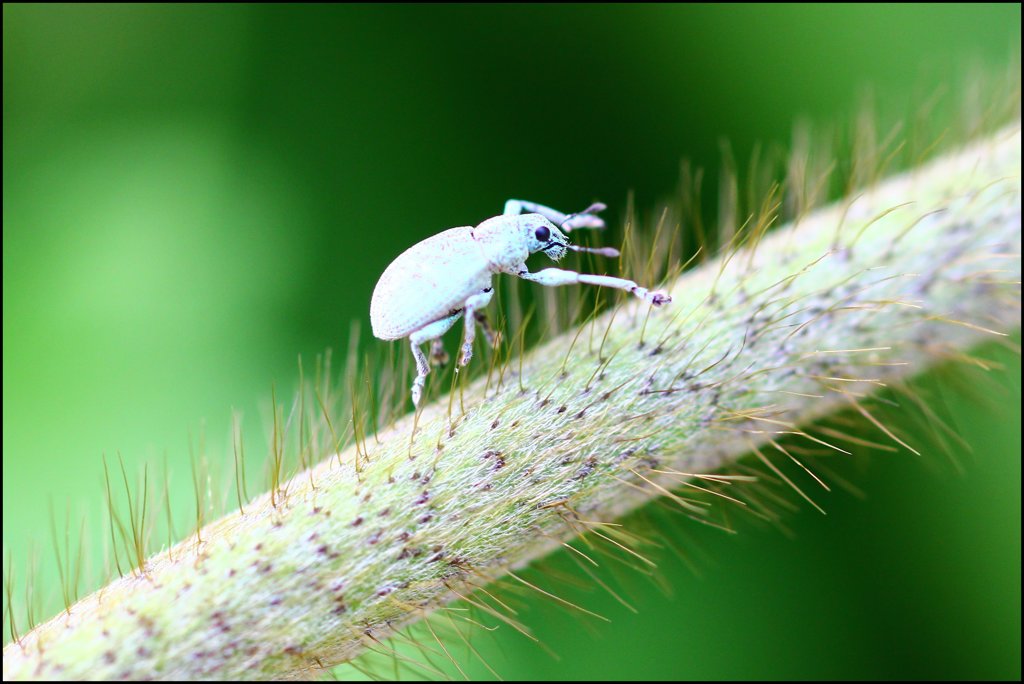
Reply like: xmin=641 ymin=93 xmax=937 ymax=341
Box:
xmin=522 ymin=214 xmax=570 ymax=261
xmin=475 ymin=214 xmax=567 ymax=268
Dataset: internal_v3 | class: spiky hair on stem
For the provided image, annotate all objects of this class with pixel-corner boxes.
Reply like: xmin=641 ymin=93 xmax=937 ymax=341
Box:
xmin=3 ymin=67 xmax=1021 ymax=679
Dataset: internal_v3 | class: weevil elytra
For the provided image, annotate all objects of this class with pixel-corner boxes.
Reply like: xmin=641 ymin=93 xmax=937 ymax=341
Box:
xmin=370 ymin=199 xmax=672 ymax=406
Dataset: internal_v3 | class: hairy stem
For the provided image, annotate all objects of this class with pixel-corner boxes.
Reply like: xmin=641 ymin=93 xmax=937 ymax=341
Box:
xmin=3 ymin=125 xmax=1021 ymax=680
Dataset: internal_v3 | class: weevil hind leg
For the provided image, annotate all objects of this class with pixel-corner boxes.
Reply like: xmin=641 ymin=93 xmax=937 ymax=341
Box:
xmin=409 ymin=342 xmax=430 ymax=407
xmin=429 ymin=339 xmax=449 ymax=367
xmin=459 ymin=289 xmax=495 ymax=366
xmin=474 ymin=311 xmax=500 ymax=348
xmin=408 ymin=311 xmax=463 ymax=406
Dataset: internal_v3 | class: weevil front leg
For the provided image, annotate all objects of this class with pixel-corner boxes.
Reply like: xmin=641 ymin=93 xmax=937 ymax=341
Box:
xmin=459 ymin=289 xmax=495 ymax=366
xmin=408 ymin=311 xmax=463 ymax=406
xmin=504 ymin=199 xmax=607 ymax=232
xmin=515 ymin=267 xmax=672 ymax=306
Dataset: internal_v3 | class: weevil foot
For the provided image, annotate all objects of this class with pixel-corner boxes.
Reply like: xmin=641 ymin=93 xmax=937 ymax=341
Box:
xmin=459 ymin=342 xmax=473 ymax=367
xmin=411 ymin=379 xmax=424 ymax=406
xmin=429 ymin=340 xmax=449 ymax=367
xmin=631 ymin=286 xmax=671 ymax=306
xmin=648 ymin=289 xmax=672 ymax=306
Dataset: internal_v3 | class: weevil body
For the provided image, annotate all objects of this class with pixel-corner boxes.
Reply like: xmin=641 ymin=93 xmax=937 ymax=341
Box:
xmin=370 ymin=199 xmax=671 ymax=405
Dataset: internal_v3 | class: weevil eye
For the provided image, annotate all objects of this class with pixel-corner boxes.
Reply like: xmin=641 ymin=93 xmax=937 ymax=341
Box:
xmin=534 ymin=226 xmax=550 ymax=242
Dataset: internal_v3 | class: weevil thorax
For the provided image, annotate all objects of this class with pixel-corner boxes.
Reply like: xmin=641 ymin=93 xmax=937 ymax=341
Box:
xmin=473 ymin=213 xmax=568 ymax=270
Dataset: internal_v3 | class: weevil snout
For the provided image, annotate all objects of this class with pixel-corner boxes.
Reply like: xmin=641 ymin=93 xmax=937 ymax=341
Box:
xmin=542 ymin=236 xmax=569 ymax=261
xmin=533 ymin=217 xmax=620 ymax=262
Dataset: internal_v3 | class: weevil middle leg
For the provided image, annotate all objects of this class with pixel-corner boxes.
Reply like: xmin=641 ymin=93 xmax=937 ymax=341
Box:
xmin=459 ymin=289 xmax=494 ymax=366
xmin=409 ymin=311 xmax=463 ymax=406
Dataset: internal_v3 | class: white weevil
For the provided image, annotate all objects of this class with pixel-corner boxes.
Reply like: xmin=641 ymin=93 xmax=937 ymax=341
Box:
xmin=370 ymin=199 xmax=671 ymax=406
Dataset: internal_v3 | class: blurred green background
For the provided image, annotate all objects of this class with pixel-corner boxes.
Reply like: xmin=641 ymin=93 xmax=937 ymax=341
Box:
xmin=3 ymin=4 xmax=1020 ymax=680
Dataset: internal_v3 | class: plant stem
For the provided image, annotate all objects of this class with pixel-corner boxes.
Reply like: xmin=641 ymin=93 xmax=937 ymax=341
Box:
xmin=3 ymin=125 xmax=1020 ymax=681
